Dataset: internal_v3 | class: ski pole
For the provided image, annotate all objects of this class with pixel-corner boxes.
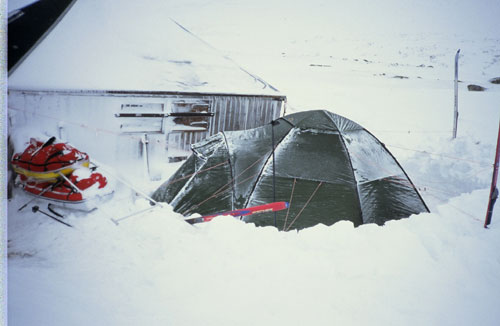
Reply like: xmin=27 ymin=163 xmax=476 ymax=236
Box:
xmin=58 ymin=171 xmax=82 ymax=193
xmin=32 ymin=205 xmax=73 ymax=228
xmin=111 ymin=205 xmax=160 ymax=226
xmin=90 ymin=160 xmax=160 ymax=206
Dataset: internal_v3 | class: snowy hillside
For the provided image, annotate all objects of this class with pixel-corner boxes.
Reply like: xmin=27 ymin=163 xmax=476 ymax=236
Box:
xmin=7 ymin=0 xmax=500 ymax=325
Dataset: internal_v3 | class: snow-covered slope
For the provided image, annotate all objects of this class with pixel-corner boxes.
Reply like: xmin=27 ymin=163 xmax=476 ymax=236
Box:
xmin=7 ymin=0 xmax=500 ymax=325
xmin=8 ymin=0 xmax=280 ymax=95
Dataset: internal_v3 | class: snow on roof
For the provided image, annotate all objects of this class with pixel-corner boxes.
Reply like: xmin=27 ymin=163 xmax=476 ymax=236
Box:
xmin=8 ymin=0 xmax=281 ymax=96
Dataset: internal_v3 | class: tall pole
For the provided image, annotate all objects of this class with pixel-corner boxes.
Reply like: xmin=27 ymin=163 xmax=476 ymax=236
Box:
xmin=453 ymin=49 xmax=460 ymax=139
xmin=484 ymin=118 xmax=500 ymax=228
xmin=271 ymin=120 xmax=279 ymax=228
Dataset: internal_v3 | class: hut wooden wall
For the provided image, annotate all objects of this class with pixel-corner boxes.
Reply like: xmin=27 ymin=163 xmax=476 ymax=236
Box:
xmin=8 ymin=90 xmax=285 ymax=168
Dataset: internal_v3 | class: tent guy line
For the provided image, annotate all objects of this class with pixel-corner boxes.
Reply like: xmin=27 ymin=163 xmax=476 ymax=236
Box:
xmin=184 ymin=170 xmax=263 ymax=216
xmin=425 ymin=192 xmax=482 ymax=223
xmin=162 ymin=160 xmax=230 ymax=187
xmin=386 ymin=143 xmax=491 ymax=166
xmin=9 ymin=105 xmax=491 ymax=168
xmin=285 ymin=181 xmax=323 ymax=231
xmin=181 ymin=151 xmax=276 ymax=216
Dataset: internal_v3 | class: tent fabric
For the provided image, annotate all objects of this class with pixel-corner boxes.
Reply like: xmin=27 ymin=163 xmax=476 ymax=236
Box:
xmin=152 ymin=110 xmax=429 ymax=230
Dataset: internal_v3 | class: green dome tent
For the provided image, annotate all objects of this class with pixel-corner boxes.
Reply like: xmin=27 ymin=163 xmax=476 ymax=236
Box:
xmin=152 ymin=110 xmax=429 ymax=230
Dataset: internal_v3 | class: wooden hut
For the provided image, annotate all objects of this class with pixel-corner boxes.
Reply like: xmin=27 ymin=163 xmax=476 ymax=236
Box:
xmin=8 ymin=0 xmax=286 ymax=178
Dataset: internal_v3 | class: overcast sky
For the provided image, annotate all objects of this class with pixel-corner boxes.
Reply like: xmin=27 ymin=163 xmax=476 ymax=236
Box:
xmin=8 ymin=0 xmax=500 ymax=37
xmin=8 ymin=0 xmax=38 ymax=12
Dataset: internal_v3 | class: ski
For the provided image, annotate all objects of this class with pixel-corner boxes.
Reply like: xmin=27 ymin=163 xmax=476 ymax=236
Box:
xmin=185 ymin=201 xmax=289 ymax=225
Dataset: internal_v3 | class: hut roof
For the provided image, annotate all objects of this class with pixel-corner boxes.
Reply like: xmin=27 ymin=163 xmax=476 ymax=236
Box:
xmin=8 ymin=0 xmax=281 ymax=96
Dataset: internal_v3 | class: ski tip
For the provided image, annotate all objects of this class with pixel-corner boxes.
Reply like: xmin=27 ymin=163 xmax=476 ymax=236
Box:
xmin=184 ymin=217 xmax=203 ymax=225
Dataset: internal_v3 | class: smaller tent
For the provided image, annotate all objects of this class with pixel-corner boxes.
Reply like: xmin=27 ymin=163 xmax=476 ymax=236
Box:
xmin=152 ymin=110 xmax=429 ymax=230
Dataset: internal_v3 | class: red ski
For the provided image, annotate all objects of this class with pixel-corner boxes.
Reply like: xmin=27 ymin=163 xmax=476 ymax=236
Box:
xmin=185 ymin=201 xmax=289 ymax=224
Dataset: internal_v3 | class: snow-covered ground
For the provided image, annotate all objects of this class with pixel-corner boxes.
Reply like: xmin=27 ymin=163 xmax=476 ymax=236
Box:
xmin=7 ymin=0 xmax=500 ymax=325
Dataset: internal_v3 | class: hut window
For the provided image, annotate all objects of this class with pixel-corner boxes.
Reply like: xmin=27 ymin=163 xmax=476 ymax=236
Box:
xmin=170 ymin=100 xmax=212 ymax=131
xmin=116 ymin=103 xmax=165 ymax=133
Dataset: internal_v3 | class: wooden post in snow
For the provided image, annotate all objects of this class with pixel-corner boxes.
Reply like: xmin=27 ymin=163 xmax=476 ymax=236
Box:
xmin=484 ymin=119 xmax=500 ymax=228
xmin=453 ymin=49 xmax=460 ymax=139
xmin=141 ymin=133 xmax=151 ymax=180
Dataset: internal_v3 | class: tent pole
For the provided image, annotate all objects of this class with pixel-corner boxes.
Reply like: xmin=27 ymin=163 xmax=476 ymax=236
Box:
xmin=271 ymin=120 xmax=279 ymax=227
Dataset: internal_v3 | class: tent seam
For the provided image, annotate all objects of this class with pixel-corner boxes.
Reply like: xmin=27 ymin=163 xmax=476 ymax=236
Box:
xmin=362 ymin=130 xmax=431 ymax=213
xmin=357 ymin=173 xmax=407 ymax=186
xmin=329 ymin=116 xmax=365 ymax=225
xmin=220 ymin=131 xmax=236 ymax=210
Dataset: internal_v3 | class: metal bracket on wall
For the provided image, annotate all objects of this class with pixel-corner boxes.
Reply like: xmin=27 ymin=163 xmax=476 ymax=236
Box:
xmin=115 ymin=112 xmax=214 ymax=118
